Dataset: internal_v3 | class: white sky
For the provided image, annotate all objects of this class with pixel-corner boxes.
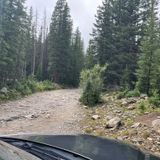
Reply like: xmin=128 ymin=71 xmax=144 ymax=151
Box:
xmin=25 ymin=0 xmax=102 ymax=49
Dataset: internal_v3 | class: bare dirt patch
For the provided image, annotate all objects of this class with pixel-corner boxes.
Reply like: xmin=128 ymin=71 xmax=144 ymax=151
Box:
xmin=136 ymin=113 xmax=160 ymax=126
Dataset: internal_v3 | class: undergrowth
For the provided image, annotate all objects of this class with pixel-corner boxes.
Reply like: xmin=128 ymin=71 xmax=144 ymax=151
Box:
xmin=0 ymin=77 xmax=59 ymax=102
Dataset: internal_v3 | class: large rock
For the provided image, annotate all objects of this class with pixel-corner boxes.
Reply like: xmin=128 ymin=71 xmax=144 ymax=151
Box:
xmin=92 ymin=115 xmax=100 ymax=120
xmin=131 ymin=122 xmax=141 ymax=128
xmin=152 ymin=119 xmax=160 ymax=129
xmin=106 ymin=117 xmax=122 ymax=129
xmin=25 ymin=114 xmax=39 ymax=120
xmin=127 ymin=105 xmax=136 ymax=110
xmin=140 ymin=94 xmax=148 ymax=100
xmin=0 ymin=87 xmax=8 ymax=94
xmin=121 ymin=98 xmax=138 ymax=106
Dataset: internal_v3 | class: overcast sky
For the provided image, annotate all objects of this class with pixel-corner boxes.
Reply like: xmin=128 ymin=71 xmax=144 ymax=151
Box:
xmin=25 ymin=0 xmax=102 ymax=49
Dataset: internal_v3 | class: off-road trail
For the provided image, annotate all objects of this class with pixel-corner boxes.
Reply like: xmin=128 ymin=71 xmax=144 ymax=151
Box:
xmin=0 ymin=89 xmax=84 ymax=135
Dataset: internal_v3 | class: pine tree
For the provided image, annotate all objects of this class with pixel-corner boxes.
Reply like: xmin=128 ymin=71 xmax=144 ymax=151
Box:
xmin=88 ymin=0 xmax=148 ymax=89
xmin=136 ymin=0 xmax=159 ymax=95
xmin=25 ymin=7 xmax=34 ymax=77
xmin=48 ymin=0 xmax=72 ymax=85
xmin=35 ymin=26 xmax=43 ymax=80
xmin=71 ymin=28 xmax=84 ymax=87
xmin=0 ymin=0 xmax=27 ymax=86
xmin=42 ymin=10 xmax=48 ymax=80
xmin=85 ymin=39 xmax=97 ymax=69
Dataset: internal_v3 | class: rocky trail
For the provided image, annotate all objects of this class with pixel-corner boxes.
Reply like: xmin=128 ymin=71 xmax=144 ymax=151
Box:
xmin=0 ymin=89 xmax=160 ymax=156
xmin=0 ymin=89 xmax=84 ymax=135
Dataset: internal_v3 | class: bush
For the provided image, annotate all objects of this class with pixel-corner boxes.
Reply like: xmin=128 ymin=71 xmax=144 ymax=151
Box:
xmin=148 ymin=91 xmax=160 ymax=107
xmin=80 ymin=64 xmax=107 ymax=107
xmin=0 ymin=78 xmax=57 ymax=102
xmin=117 ymin=90 xmax=128 ymax=99
xmin=125 ymin=89 xmax=140 ymax=98
xmin=138 ymin=102 xmax=146 ymax=113
xmin=42 ymin=80 xmax=55 ymax=90
xmin=149 ymin=97 xmax=160 ymax=107
xmin=117 ymin=89 xmax=140 ymax=99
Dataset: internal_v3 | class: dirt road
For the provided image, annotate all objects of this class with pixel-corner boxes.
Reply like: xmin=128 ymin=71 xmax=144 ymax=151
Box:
xmin=0 ymin=89 xmax=84 ymax=135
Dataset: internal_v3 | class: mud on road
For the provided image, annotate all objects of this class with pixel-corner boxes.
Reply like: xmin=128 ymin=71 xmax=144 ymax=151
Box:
xmin=0 ymin=89 xmax=84 ymax=135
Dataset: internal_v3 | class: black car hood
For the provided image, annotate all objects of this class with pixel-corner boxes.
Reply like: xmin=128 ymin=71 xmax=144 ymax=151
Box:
xmin=0 ymin=140 xmax=41 ymax=160
xmin=4 ymin=134 xmax=159 ymax=160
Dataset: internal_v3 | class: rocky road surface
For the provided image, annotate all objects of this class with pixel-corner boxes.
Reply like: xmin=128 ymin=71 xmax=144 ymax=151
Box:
xmin=0 ymin=89 xmax=84 ymax=135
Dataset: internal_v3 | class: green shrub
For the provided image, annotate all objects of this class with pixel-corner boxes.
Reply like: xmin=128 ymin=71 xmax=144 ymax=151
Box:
xmin=138 ymin=102 xmax=146 ymax=113
xmin=25 ymin=78 xmax=39 ymax=93
xmin=42 ymin=80 xmax=55 ymax=90
xmin=117 ymin=89 xmax=140 ymax=99
xmin=8 ymin=89 xmax=21 ymax=99
xmin=117 ymin=90 xmax=128 ymax=99
xmin=125 ymin=89 xmax=140 ymax=98
xmin=149 ymin=97 xmax=160 ymax=107
xmin=0 ymin=78 xmax=56 ymax=102
xmin=80 ymin=64 xmax=107 ymax=107
xmin=148 ymin=91 xmax=160 ymax=107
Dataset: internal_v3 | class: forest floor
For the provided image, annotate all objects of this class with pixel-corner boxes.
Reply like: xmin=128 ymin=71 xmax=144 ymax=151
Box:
xmin=0 ymin=89 xmax=160 ymax=156
xmin=0 ymin=89 xmax=84 ymax=135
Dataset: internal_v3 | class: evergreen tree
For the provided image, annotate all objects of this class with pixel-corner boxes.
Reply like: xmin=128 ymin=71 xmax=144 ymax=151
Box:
xmin=48 ymin=0 xmax=72 ymax=85
xmin=35 ymin=26 xmax=43 ymax=80
xmin=42 ymin=29 xmax=49 ymax=80
xmin=85 ymin=39 xmax=97 ymax=69
xmin=71 ymin=28 xmax=84 ymax=87
xmin=0 ymin=0 xmax=27 ymax=87
xmin=25 ymin=7 xmax=34 ymax=77
xmin=88 ymin=0 xmax=148 ymax=89
xmin=136 ymin=0 xmax=159 ymax=95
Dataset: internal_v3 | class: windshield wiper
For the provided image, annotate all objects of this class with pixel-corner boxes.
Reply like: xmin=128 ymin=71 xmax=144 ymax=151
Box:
xmin=0 ymin=137 xmax=92 ymax=160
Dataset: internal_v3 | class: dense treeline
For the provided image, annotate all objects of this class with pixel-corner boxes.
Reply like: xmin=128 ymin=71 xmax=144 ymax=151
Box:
xmin=1 ymin=0 xmax=160 ymax=104
xmin=0 ymin=0 xmax=84 ymax=90
xmin=85 ymin=0 xmax=160 ymax=97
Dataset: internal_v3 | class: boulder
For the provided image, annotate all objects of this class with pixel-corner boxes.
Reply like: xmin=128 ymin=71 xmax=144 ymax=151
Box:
xmin=128 ymin=105 xmax=136 ymax=110
xmin=152 ymin=119 xmax=160 ymax=129
xmin=106 ymin=117 xmax=122 ymax=129
xmin=140 ymin=94 xmax=148 ymax=99
xmin=121 ymin=100 xmax=128 ymax=106
xmin=92 ymin=115 xmax=100 ymax=120
xmin=83 ymin=105 xmax=88 ymax=109
xmin=25 ymin=114 xmax=39 ymax=120
xmin=127 ymin=98 xmax=137 ymax=104
xmin=121 ymin=98 xmax=137 ymax=106
xmin=45 ymin=114 xmax=51 ymax=119
xmin=131 ymin=122 xmax=141 ymax=128
xmin=106 ymin=115 xmax=113 ymax=120
xmin=0 ymin=87 xmax=8 ymax=94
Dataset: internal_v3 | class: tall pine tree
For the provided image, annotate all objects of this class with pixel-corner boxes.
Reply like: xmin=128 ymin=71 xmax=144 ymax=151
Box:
xmin=88 ymin=0 xmax=149 ymax=89
xmin=71 ymin=27 xmax=84 ymax=87
xmin=48 ymin=0 xmax=72 ymax=85
xmin=0 ymin=0 xmax=27 ymax=87
xmin=136 ymin=0 xmax=159 ymax=95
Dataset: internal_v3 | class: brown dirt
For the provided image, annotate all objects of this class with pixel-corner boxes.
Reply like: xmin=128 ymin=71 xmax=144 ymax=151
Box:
xmin=0 ymin=89 xmax=84 ymax=135
xmin=136 ymin=113 xmax=160 ymax=126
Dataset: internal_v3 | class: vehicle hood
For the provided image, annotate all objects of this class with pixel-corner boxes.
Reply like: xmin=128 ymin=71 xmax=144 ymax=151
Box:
xmin=0 ymin=140 xmax=41 ymax=160
xmin=4 ymin=134 xmax=160 ymax=160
